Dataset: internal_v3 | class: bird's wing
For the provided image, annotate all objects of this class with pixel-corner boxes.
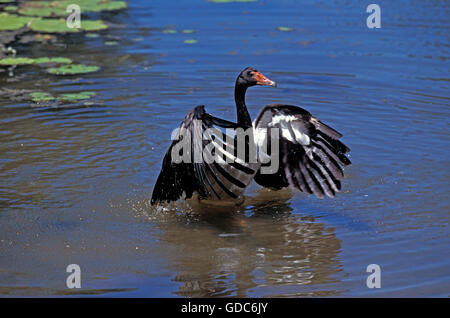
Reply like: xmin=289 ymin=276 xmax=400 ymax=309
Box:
xmin=151 ymin=105 xmax=258 ymax=205
xmin=252 ymin=104 xmax=351 ymax=198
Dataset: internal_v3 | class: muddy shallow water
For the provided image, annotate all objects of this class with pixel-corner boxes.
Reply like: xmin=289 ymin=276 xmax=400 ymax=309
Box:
xmin=0 ymin=0 xmax=449 ymax=297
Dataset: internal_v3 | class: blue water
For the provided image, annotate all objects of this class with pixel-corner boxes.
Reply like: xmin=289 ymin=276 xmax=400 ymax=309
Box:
xmin=0 ymin=0 xmax=449 ymax=297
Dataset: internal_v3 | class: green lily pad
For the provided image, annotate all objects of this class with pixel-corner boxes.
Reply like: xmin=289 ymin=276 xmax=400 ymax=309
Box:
xmin=0 ymin=57 xmax=72 ymax=66
xmin=30 ymin=92 xmax=55 ymax=102
xmin=47 ymin=64 xmax=100 ymax=75
xmin=181 ymin=29 xmax=195 ymax=34
xmin=80 ymin=20 xmax=109 ymax=31
xmin=104 ymin=40 xmax=118 ymax=46
xmin=29 ymin=18 xmax=78 ymax=33
xmin=162 ymin=29 xmax=177 ymax=34
xmin=0 ymin=57 xmax=35 ymax=65
xmin=0 ymin=13 xmax=31 ymax=31
xmin=85 ymin=33 xmax=100 ymax=38
xmin=86 ymin=0 xmax=127 ymax=12
xmin=34 ymin=57 xmax=72 ymax=64
xmin=4 ymin=5 xmax=18 ymax=12
xmin=29 ymin=91 xmax=96 ymax=103
xmin=30 ymin=18 xmax=108 ymax=33
xmin=58 ymin=91 xmax=96 ymax=101
xmin=277 ymin=26 xmax=294 ymax=32
xmin=184 ymin=39 xmax=197 ymax=44
xmin=17 ymin=5 xmax=56 ymax=17
xmin=18 ymin=0 xmax=127 ymax=17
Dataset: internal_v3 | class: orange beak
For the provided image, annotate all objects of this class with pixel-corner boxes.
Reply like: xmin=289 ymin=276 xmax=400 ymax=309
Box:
xmin=253 ymin=71 xmax=277 ymax=87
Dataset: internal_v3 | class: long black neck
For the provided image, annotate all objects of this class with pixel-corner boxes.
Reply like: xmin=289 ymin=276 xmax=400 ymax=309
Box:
xmin=235 ymin=80 xmax=252 ymax=128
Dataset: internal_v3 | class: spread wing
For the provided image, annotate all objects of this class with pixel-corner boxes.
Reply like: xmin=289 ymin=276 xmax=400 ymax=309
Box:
xmin=253 ymin=104 xmax=351 ymax=198
xmin=151 ymin=105 xmax=258 ymax=205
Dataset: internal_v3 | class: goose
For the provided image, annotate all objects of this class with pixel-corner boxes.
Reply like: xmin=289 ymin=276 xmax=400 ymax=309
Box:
xmin=151 ymin=67 xmax=351 ymax=205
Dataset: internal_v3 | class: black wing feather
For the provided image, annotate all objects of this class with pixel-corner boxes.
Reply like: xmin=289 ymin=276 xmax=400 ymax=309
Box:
xmin=151 ymin=105 xmax=207 ymax=205
xmin=253 ymin=104 xmax=351 ymax=199
xmin=151 ymin=105 xmax=256 ymax=205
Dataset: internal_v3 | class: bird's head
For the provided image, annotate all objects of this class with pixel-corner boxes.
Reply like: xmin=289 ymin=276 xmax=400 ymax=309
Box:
xmin=238 ymin=67 xmax=276 ymax=88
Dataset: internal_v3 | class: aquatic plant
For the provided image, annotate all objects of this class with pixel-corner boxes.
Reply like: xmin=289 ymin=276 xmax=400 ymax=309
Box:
xmin=0 ymin=12 xmax=108 ymax=33
xmin=29 ymin=91 xmax=96 ymax=103
xmin=29 ymin=92 xmax=55 ymax=102
xmin=0 ymin=13 xmax=30 ymax=31
xmin=184 ymin=39 xmax=197 ymax=44
xmin=0 ymin=57 xmax=36 ymax=65
xmin=277 ymin=26 xmax=294 ymax=32
xmin=34 ymin=57 xmax=72 ymax=64
xmin=18 ymin=0 xmax=127 ymax=17
xmin=0 ymin=56 xmax=72 ymax=66
xmin=85 ymin=33 xmax=100 ymax=38
xmin=0 ymin=1 xmax=127 ymax=81
xmin=30 ymin=18 xmax=108 ymax=33
xmin=58 ymin=91 xmax=96 ymax=101
xmin=4 ymin=5 xmax=18 ymax=12
xmin=47 ymin=64 xmax=100 ymax=75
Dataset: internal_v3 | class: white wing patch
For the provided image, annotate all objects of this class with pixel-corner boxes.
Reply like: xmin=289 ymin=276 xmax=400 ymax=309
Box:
xmin=270 ymin=114 xmax=297 ymax=125
xmin=290 ymin=121 xmax=310 ymax=145
xmin=253 ymin=126 xmax=267 ymax=148
xmin=269 ymin=114 xmax=310 ymax=145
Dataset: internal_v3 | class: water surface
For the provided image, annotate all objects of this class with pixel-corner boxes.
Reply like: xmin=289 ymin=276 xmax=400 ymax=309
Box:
xmin=0 ymin=0 xmax=449 ymax=297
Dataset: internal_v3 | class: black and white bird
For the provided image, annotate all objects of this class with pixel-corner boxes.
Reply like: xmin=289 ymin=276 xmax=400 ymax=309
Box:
xmin=151 ymin=67 xmax=351 ymax=205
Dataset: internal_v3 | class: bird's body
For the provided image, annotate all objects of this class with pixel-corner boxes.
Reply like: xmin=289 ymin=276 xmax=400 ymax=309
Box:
xmin=151 ymin=67 xmax=351 ymax=206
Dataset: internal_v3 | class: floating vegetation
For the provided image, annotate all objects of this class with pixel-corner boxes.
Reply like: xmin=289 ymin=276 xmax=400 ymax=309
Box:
xmin=30 ymin=18 xmax=108 ymax=33
xmin=0 ymin=0 xmax=128 ymax=89
xmin=58 ymin=91 xmax=96 ymax=101
xmin=0 ymin=13 xmax=30 ymax=31
xmin=34 ymin=57 xmax=72 ymax=64
xmin=47 ymin=64 xmax=100 ymax=75
xmin=29 ymin=91 xmax=96 ymax=104
xmin=0 ymin=57 xmax=35 ymax=65
xmin=277 ymin=26 xmax=294 ymax=32
xmin=0 ymin=56 xmax=72 ymax=66
xmin=162 ymin=29 xmax=177 ymax=34
xmin=184 ymin=39 xmax=197 ymax=44
xmin=29 ymin=91 xmax=55 ymax=103
xmin=181 ymin=29 xmax=195 ymax=34
xmin=18 ymin=0 xmax=127 ymax=17
xmin=4 ymin=5 xmax=18 ymax=12
xmin=85 ymin=33 xmax=100 ymax=38
xmin=0 ymin=12 xmax=108 ymax=33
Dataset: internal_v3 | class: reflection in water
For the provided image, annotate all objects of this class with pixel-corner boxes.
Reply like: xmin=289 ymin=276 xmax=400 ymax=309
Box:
xmin=147 ymin=192 xmax=342 ymax=297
